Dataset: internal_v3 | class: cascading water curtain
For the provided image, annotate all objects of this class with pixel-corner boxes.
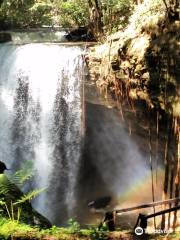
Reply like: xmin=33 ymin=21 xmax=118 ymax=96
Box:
xmin=0 ymin=43 xmax=84 ymax=224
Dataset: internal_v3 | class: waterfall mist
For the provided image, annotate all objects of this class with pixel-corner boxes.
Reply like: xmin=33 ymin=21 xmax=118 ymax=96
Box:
xmin=0 ymin=43 xmax=84 ymax=224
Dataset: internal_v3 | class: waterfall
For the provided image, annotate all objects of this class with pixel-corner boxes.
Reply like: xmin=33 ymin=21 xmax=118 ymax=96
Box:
xmin=0 ymin=42 xmax=84 ymax=224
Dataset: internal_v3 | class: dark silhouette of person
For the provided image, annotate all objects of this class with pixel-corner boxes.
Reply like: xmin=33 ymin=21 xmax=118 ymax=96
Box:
xmin=101 ymin=211 xmax=116 ymax=231
xmin=0 ymin=161 xmax=9 ymax=174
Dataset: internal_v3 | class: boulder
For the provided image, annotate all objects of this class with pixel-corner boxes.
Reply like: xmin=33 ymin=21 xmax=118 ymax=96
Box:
xmin=65 ymin=27 xmax=95 ymax=42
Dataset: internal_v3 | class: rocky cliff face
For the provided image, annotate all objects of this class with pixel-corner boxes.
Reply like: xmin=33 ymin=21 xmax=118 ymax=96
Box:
xmin=86 ymin=8 xmax=180 ymax=229
xmin=87 ymin=19 xmax=180 ymax=118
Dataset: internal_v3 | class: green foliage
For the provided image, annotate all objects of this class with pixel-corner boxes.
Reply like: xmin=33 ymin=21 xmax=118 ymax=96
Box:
xmin=0 ymin=178 xmax=14 ymax=196
xmin=0 ymin=0 xmax=89 ymax=29
xmin=40 ymin=219 xmax=81 ymax=235
xmin=89 ymin=225 xmax=108 ymax=240
xmin=102 ymin=0 xmax=135 ymax=32
xmin=14 ymin=188 xmax=45 ymax=206
xmin=0 ymin=217 xmax=178 ymax=240
xmin=0 ymin=162 xmax=44 ymax=224
xmin=0 ymin=174 xmax=22 ymax=203
xmin=0 ymin=218 xmax=34 ymax=239
xmin=0 ymin=0 xmax=53 ymax=28
xmin=42 ymin=225 xmax=60 ymax=235
xmin=29 ymin=0 xmax=53 ymax=26
xmin=8 ymin=160 xmax=34 ymax=187
xmin=54 ymin=0 xmax=89 ymax=27
xmin=0 ymin=0 xmax=134 ymax=30
xmin=67 ymin=218 xmax=81 ymax=233
xmin=0 ymin=200 xmax=22 ymax=222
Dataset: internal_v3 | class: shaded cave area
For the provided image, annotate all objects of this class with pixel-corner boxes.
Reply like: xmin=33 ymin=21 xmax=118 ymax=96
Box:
xmin=75 ymin=79 xmax=170 ymax=228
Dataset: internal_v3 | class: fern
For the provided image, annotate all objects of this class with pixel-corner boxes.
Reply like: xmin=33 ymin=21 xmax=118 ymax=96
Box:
xmin=8 ymin=160 xmax=34 ymax=187
xmin=14 ymin=188 xmax=45 ymax=206
xmin=0 ymin=180 xmax=16 ymax=195
xmin=13 ymin=170 xmax=33 ymax=186
xmin=0 ymin=161 xmax=46 ymax=223
xmin=0 ymin=185 xmax=9 ymax=195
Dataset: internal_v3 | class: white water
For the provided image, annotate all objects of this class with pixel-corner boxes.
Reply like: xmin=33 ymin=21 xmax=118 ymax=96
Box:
xmin=0 ymin=43 xmax=84 ymax=223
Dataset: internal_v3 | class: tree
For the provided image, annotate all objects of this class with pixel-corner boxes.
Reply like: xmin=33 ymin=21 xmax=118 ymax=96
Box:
xmin=54 ymin=0 xmax=89 ymax=27
xmin=88 ymin=0 xmax=103 ymax=37
xmin=0 ymin=0 xmax=53 ymax=29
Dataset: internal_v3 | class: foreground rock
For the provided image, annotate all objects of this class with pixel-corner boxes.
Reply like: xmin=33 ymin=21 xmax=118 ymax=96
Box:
xmin=65 ymin=27 xmax=95 ymax=42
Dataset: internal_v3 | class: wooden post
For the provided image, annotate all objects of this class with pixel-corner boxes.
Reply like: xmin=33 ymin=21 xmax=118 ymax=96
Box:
xmin=103 ymin=211 xmax=116 ymax=231
xmin=135 ymin=205 xmax=180 ymax=230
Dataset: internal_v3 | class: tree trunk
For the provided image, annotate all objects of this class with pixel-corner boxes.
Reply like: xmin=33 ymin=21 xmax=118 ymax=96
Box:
xmin=161 ymin=119 xmax=172 ymax=229
xmin=88 ymin=0 xmax=103 ymax=38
